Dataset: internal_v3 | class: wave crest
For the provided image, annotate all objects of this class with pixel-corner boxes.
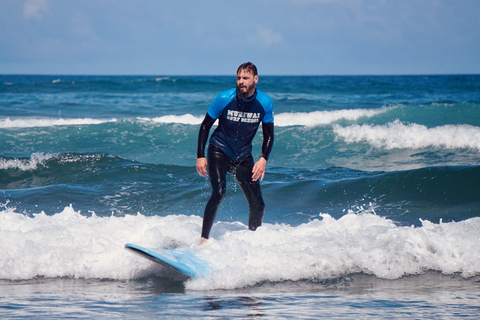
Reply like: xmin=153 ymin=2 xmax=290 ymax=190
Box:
xmin=334 ymin=120 xmax=480 ymax=151
xmin=0 ymin=152 xmax=59 ymax=171
xmin=275 ymin=107 xmax=392 ymax=127
xmin=0 ymin=117 xmax=117 ymax=129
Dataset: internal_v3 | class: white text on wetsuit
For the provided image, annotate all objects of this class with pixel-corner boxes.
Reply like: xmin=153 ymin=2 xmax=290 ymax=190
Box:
xmin=226 ymin=110 xmax=261 ymax=123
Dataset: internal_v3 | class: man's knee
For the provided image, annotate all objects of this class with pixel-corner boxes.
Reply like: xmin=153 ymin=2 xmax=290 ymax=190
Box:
xmin=210 ymin=186 xmax=226 ymax=204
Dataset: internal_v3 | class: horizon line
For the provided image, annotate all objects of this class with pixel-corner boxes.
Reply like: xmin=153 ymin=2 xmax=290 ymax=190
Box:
xmin=2 ymin=73 xmax=479 ymax=77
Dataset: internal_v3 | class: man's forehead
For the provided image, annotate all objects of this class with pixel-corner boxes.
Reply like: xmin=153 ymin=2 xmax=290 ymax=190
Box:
xmin=237 ymin=70 xmax=255 ymax=77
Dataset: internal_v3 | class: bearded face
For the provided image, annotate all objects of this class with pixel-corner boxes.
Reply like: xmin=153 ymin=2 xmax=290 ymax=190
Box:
xmin=236 ymin=70 xmax=258 ymax=99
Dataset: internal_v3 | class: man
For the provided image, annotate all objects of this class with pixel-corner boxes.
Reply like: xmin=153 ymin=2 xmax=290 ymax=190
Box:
xmin=196 ymin=62 xmax=274 ymax=245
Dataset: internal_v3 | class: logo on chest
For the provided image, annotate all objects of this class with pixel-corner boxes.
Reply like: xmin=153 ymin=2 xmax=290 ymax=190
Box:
xmin=226 ymin=110 xmax=261 ymax=123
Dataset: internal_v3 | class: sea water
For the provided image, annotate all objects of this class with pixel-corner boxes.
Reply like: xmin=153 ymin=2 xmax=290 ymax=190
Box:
xmin=1 ymin=75 xmax=480 ymax=318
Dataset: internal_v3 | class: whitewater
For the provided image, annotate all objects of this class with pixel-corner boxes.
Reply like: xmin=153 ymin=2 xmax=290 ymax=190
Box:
xmin=2 ymin=205 xmax=479 ymax=290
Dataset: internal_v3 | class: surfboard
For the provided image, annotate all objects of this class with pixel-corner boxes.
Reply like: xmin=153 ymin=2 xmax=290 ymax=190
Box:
xmin=125 ymin=243 xmax=211 ymax=278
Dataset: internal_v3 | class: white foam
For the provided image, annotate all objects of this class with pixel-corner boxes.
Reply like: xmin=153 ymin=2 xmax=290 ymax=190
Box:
xmin=0 ymin=152 xmax=59 ymax=171
xmin=275 ymin=107 xmax=392 ymax=127
xmin=155 ymin=77 xmax=174 ymax=82
xmin=1 ymin=205 xmax=478 ymax=290
xmin=0 ymin=107 xmax=391 ymax=129
xmin=0 ymin=205 xmax=202 ymax=281
xmin=136 ymin=107 xmax=391 ymax=127
xmin=334 ymin=120 xmax=480 ymax=151
xmin=191 ymin=213 xmax=480 ymax=290
xmin=0 ymin=117 xmax=117 ymax=129
xmin=138 ymin=114 xmax=204 ymax=125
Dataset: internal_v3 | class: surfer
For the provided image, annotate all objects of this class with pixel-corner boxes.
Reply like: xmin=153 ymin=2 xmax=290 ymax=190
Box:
xmin=196 ymin=62 xmax=274 ymax=245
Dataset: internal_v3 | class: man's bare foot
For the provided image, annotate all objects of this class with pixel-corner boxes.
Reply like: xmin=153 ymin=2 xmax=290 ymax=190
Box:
xmin=199 ymin=238 xmax=208 ymax=246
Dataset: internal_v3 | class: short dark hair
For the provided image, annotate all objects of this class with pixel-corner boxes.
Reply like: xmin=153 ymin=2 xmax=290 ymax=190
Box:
xmin=237 ymin=62 xmax=258 ymax=76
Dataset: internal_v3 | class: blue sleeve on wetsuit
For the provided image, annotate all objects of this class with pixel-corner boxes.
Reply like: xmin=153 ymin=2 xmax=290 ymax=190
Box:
xmin=207 ymin=88 xmax=236 ymax=119
xmin=256 ymin=90 xmax=274 ymax=123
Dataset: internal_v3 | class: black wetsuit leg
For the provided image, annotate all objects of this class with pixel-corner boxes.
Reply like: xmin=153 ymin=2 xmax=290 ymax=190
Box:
xmin=201 ymin=146 xmax=229 ymax=239
xmin=201 ymin=145 xmax=265 ymax=239
xmin=234 ymin=155 xmax=265 ymax=231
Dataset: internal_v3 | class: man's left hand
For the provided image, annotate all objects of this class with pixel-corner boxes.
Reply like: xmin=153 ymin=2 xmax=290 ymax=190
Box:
xmin=252 ymin=157 xmax=267 ymax=181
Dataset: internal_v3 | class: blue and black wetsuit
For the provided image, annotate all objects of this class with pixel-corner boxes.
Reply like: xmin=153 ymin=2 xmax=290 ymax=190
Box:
xmin=197 ymin=88 xmax=274 ymax=239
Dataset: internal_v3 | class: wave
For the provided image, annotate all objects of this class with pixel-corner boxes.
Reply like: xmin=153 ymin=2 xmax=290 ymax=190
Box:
xmin=138 ymin=114 xmax=203 ymax=125
xmin=0 ymin=153 xmax=127 ymax=192
xmin=1 ymin=107 xmax=391 ymax=129
xmin=0 ymin=152 xmax=59 ymax=171
xmin=266 ymin=165 xmax=480 ymax=227
xmin=334 ymin=120 xmax=480 ymax=151
xmin=0 ymin=152 xmax=203 ymax=217
xmin=0 ymin=205 xmax=478 ymax=290
xmin=120 ymin=107 xmax=393 ymax=128
xmin=3 ymin=153 xmax=479 ymax=225
xmin=274 ymin=106 xmax=392 ymax=127
xmin=0 ymin=117 xmax=117 ymax=129
xmin=0 ymin=153 xmax=120 ymax=173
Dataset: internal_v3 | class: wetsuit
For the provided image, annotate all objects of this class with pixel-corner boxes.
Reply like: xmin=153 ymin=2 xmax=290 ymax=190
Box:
xmin=197 ymin=88 xmax=274 ymax=239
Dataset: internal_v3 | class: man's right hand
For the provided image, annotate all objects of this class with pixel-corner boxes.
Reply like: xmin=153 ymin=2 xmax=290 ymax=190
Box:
xmin=196 ymin=157 xmax=208 ymax=176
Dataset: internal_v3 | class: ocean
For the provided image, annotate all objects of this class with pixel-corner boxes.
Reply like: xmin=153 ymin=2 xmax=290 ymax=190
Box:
xmin=1 ymin=74 xmax=479 ymax=318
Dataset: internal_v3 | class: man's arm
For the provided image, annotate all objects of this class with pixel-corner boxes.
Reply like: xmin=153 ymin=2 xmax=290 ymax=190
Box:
xmin=260 ymin=122 xmax=274 ymax=161
xmin=196 ymin=113 xmax=216 ymax=176
xmin=252 ymin=122 xmax=274 ymax=181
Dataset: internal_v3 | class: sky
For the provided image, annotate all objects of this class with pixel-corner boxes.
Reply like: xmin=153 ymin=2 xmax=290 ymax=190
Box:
xmin=0 ymin=0 xmax=479 ymax=75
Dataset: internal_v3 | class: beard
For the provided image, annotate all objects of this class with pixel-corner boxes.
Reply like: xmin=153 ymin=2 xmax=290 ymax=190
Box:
xmin=236 ymin=83 xmax=256 ymax=99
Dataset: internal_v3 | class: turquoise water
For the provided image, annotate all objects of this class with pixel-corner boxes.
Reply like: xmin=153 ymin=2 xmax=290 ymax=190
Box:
xmin=1 ymin=75 xmax=480 ymax=318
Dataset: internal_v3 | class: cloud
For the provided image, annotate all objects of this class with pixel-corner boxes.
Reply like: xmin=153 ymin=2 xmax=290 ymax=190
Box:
xmin=23 ymin=0 xmax=49 ymax=20
xmin=250 ymin=26 xmax=284 ymax=46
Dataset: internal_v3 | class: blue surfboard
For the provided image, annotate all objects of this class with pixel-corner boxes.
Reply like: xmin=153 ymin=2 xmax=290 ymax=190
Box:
xmin=125 ymin=243 xmax=211 ymax=278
